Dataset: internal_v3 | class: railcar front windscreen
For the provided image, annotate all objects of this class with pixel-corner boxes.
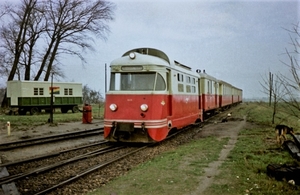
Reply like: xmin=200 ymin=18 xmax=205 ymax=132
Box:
xmin=109 ymin=72 xmax=165 ymax=91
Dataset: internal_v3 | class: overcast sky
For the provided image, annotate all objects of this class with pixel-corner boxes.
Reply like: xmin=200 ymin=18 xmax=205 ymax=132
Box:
xmin=2 ymin=0 xmax=300 ymax=99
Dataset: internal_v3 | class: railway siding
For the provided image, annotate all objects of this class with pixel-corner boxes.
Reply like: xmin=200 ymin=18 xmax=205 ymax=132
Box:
xmin=0 ymin=167 xmax=19 ymax=195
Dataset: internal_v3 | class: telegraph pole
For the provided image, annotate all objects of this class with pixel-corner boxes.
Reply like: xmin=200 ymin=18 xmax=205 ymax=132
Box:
xmin=105 ymin=63 xmax=107 ymax=93
xmin=50 ymin=72 xmax=54 ymax=123
xmin=269 ymin=72 xmax=273 ymax=107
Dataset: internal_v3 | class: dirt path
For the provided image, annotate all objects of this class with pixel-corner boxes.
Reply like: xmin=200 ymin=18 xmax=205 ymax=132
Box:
xmin=188 ymin=116 xmax=246 ymax=195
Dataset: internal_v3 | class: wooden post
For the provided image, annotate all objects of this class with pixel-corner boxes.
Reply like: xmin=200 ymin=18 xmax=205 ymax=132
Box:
xmin=269 ymin=72 xmax=273 ymax=106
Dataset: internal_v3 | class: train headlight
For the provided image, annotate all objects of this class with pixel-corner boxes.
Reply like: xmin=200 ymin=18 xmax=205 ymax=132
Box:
xmin=129 ymin=52 xmax=136 ymax=59
xmin=140 ymin=104 xmax=148 ymax=112
xmin=109 ymin=104 xmax=118 ymax=111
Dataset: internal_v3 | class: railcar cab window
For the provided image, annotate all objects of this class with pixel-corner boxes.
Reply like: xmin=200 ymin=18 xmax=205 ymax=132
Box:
xmin=110 ymin=72 xmax=166 ymax=91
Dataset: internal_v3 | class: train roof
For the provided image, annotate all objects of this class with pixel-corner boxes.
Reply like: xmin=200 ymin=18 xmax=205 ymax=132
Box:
xmin=122 ymin=48 xmax=170 ymax=64
xmin=111 ymin=51 xmax=170 ymax=67
xmin=218 ymin=79 xmax=242 ymax=91
xmin=198 ymin=71 xmax=217 ymax=81
xmin=111 ymin=47 xmax=197 ymax=75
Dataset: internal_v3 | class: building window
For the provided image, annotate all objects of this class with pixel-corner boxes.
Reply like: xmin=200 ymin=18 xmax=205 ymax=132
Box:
xmin=34 ymin=88 xmax=38 ymax=95
xmin=34 ymin=88 xmax=44 ymax=95
xmin=64 ymin=88 xmax=73 ymax=95
xmin=39 ymin=88 xmax=44 ymax=95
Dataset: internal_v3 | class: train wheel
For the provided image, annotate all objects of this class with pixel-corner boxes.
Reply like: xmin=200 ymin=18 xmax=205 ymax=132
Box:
xmin=61 ymin=107 xmax=68 ymax=113
xmin=18 ymin=108 xmax=27 ymax=115
xmin=72 ymin=106 xmax=79 ymax=113
xmin=30 ymin=107 xmax=40 ymax=115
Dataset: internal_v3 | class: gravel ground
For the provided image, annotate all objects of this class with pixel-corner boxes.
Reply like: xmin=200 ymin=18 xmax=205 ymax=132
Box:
xmin=0 ymin=120 xmax=103 ymax=162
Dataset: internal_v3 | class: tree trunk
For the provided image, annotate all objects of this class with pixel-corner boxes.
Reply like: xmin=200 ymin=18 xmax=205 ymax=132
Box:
xmin=272 ymin=96 xmax=277 ymax=124
xmin=34 ymin=37 xmax=56 ymax=81
xmin=8 ymin=0 xmax=36 ymax=81
xmin=44 ymin=37 xmax=60 ymax=81
xmin=1 ymin=90 xmax=8 ymax=108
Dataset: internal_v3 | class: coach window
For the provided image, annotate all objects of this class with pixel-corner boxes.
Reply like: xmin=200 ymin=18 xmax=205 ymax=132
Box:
xmin=186 ymin=76 xmax=191 ymax=83
xmin=192 ymin=86 xmax=196 ymax=93
xmin=154 ymin=73 xmax=166 ymax=91
xmin=177 ymin=73 xmax=183 ymax=82
xmin=186 ymin=85 xmax=191 ymax=93
xmin=207 ymin=81 xmax=210 ymax=94
xmin=178 ymin=83 xmax=184 ymax=92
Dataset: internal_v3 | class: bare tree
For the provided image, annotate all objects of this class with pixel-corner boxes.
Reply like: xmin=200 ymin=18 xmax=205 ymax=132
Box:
xmin=82 ymin=84 xmax=104 ymax=104
xmin=0 ymin=0 xmax=39 ymax=107
xmin=82 ymin=84 xmax=104 ymax=117
xmin=22 ymin=3 xmax=46 ymax=80
xmin=260 ymin=24 xmax=300 ymax=122
xmin=260 ymin=72 xmax=288 ymax=124
xmin=0 ymin=2 xmax=12 ymax=20
xmin=7 ymin=0 xmax=38 ymax=81
xmin=34 ymin=0 xmax=115 ymax=81
xmin=279 ymin=23 xmax=300 ymax=119
xmin=0 ymin=0 xmax=114 ymax=108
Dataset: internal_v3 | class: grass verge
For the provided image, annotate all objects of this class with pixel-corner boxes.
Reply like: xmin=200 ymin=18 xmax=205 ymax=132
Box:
xmin=90 ymin=137 xmax=229 ymax=195
xmin=206 ymin=126 xmax=299 ymax=195
xmin=0 ymin=104 xmax=103 ymax=129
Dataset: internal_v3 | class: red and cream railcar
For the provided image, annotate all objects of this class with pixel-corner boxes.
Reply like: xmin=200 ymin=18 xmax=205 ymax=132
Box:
xmin=104 ymin=48 xmax=202 ymax=143
xmin=219 ymin=80 xmax=243 ymax=109
xmin=198 ymin=71 xmax=219 ymax=115
xmin=218 ymin=80 xmax=233 ymax=109
xmin=232 ymin=85 xmax=243 ymax=104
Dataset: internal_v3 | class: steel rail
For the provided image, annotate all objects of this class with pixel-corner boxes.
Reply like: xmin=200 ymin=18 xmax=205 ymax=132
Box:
xmin=0 ymin=140 xmax=109 ymax=167
xmin=0 ymin=127 xmax=104 ymax=150
xmin=0 ymin=145 xmax=123 ymax=185
xmin=34 ymin=144 xmax=152 ymax=195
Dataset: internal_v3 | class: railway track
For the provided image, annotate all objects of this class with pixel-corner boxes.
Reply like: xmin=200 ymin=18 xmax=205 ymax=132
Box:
xmin=1 ymin=125 xmax=184 ymax=195
xmin=1 ymin=142 xmax=151 ymax=195
xmin=0 ymin=140 xmax=108 ymax=167
xmin=0 ymin=127 xmax=104 ymax=150
xmin=34 ymin=145 xmax=149 ymax=195
xmin=0 ymin=144 xmax=121 ymax=185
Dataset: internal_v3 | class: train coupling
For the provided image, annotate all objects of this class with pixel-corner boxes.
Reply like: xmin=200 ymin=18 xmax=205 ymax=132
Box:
xmin=141 ymin=122 xmax=146 ymax=134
